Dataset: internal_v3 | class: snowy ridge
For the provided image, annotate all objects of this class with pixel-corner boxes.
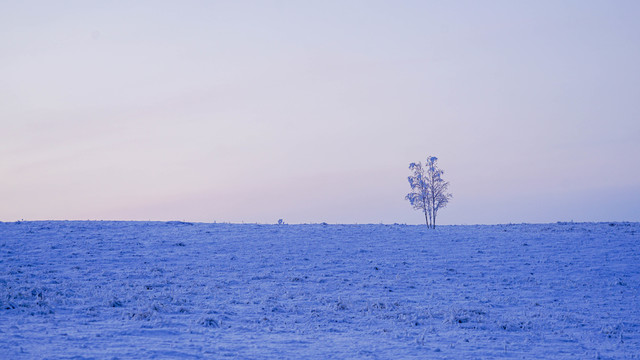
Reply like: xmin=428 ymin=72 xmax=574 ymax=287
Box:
xmin=1 ymin=221 xmax=639 ymax=358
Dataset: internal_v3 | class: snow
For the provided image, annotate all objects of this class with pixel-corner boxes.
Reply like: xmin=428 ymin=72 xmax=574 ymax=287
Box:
xmin=1 ymin=221 xmax=639 ymax=359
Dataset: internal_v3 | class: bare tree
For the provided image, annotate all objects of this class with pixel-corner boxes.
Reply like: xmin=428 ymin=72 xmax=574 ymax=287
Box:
xmin=424 ymin=156 xmax=452 ymax=228
xmin=405 ymin=156 xmax=452 ymax=228
xmin=405 ymin=162 xmax=431 ymax=227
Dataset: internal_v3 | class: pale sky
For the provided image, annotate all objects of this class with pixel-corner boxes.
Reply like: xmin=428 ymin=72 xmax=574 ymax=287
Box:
xmin=2 ymin=1 xmax=639 ymax=224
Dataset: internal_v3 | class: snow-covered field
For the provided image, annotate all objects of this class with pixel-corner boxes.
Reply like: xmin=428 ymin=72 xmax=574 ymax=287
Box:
xmin=1 ymin=221 xmax=639 ymax=359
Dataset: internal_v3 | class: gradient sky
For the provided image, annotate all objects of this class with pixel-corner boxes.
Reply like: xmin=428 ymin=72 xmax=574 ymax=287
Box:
xmin=2 ymin=1 xmax=639 ymax=224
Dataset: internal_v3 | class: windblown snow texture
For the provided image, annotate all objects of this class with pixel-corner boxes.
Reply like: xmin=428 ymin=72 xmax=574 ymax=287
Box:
xmin=1 ymin=221 xmax=639 ymax=358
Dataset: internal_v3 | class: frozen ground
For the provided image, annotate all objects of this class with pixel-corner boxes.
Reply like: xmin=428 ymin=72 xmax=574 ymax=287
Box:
xmin=1 ymin=221 xmax=639 ymax=359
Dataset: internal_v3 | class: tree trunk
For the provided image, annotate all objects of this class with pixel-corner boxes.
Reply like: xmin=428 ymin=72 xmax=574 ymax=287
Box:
xmin=423 ymin=198 xmax=430 ymax=227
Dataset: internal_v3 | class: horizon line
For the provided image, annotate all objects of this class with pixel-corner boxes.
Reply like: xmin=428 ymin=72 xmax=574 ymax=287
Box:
xmin=2 ymin=219 xmax=637 ymax=226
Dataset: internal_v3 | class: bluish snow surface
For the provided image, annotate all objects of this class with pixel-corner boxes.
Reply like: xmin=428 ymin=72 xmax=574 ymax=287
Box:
xmin=1 ymin=221 xmax=639 ymax=359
